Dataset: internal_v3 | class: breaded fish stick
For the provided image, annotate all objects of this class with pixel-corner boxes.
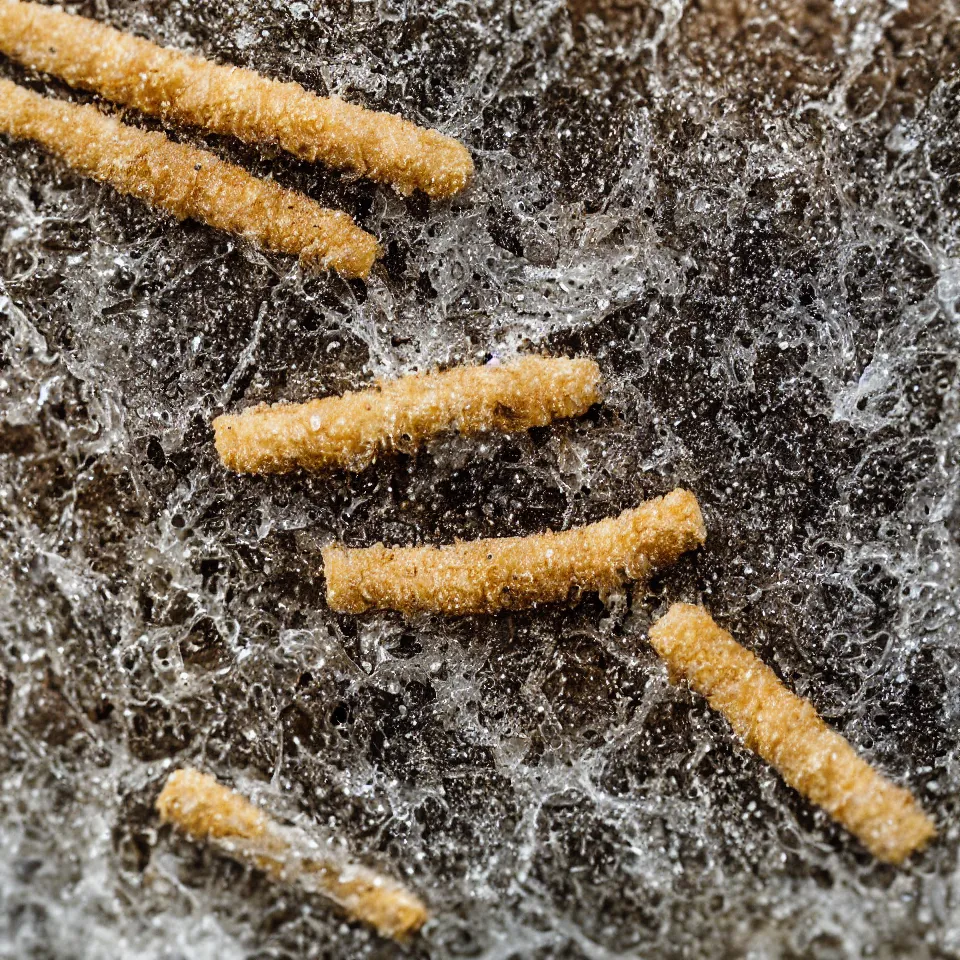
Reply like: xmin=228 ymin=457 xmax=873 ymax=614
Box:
xmin=0 ymin=0 xmax=473 ymax=198
xmin=0 ymin=79 xmax=379 ymax=278
xmin=214 ymin=356 xmax=601 ymax=474
xmin=647 ymin=604 xmax=936 ymax=864
xmin=156 ymin=768 xmax=428 ymax=941
xmin=323 ymin=488 xmax=705 ymax=615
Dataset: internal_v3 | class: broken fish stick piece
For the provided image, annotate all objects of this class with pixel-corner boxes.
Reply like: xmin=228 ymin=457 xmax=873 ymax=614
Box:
xmin=647 ymin=604 xmax=936 ymax=864
xmin=323 ymin=488 xmax=705 ymax=615
xmin=156 ymin=768 xmax=429 ymax=941
xmin=0 ymin=0 xmax=474 ymax=198
xmin=214 ymin=355 xmax=601 ymax=475
xmin=0 ymin=79 xmax=379 ymax=278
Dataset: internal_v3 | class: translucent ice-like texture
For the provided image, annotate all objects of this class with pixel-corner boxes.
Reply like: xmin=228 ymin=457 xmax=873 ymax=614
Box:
xmin=0 ymin=0 xmax=958 ymax=957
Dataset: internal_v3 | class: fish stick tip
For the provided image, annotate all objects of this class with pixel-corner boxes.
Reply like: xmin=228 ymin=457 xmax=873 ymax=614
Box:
xmin=580 ymin=354 xmax=602 ymax=386
xmin=419 ymin=134 xmax=474 ymax=199
xmin=872 ymin=809 xmax=937 ymax=864
xmin=156 ymin=766 xmax=270 ymax=843
xmin=563 ymin=355 xmax=602 ymax=406
xmin=211 ymin=412 xmax=233 ymax=434
xmin=322 ymin=544 xmax=364 ymax=612
xmin=659 ymin=488 xmax=707 ymax=549
xmin=323 ymin=229 xmax=380 ymax=279
xmin=320 ymin=543 xmax=340 ymax=573
xmin=652 ymin=600 xmax=709 ymax=629
xmin=341 ymin=877 xmax=430 ymax=941
xmin=647 ymin=602 xmax=714 ymax=669
xmin=212 ymin=413 xmax=241 ymax=470
xmin=545 ymin=352 xmax=602 ymax=389
xmin=383 ymin=895 xmax=430 ymax=941
xmin=155 ymin=766 xmax=198 ymax=817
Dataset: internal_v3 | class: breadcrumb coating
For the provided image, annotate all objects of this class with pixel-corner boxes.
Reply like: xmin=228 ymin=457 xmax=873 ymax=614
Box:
xmin=647 ymin=604 xmax=936 ymax=864
xmin=156 ymin=768 xmax=429 ymax=941
xmin=0 ymin=79 xmax=378 ymax=278
xmin=0 ymin=0 xmax=474 ymax=198
xmin=214 ymin=356 xmax=602 ymax=474
xmin=323 ymin=488 xmax=705 ymax=615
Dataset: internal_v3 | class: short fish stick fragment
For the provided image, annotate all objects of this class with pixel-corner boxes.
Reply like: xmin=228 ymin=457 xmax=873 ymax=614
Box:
xmin=647 ymin=604 xmax=936 ymax=864
xmin=323 ymin=488 xmax=706 ymax=615
xmin=0 ymin=79 xmax=378 ymax=278
xmin=0 ymin=0 xmax=473 ymax=198
xmin=214 ymin=356 xmax=601 ymax=474
xmin=156 ymin=768 xmax=429 ymax=941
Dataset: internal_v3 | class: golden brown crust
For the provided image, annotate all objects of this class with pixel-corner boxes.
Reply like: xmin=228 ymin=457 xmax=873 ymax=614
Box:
xmin=296 ymin=861 xmax=430 ymax=942
xmin=156 ymin=768 xmax=428 ymax=940
xmin=0 ymin=0 xmax=473 ymax=198
xmin=647 ymin=604 xmax=936 ymax=864
xmin=323 ymin=488 xmax=706 ymax=615
xmin=156 ymin=767 xmax=278 ymax=847
xmin=0 ymin=78 xmax=378 ymax=278
xmin=213 ymin=356 xmax=602 ymax=474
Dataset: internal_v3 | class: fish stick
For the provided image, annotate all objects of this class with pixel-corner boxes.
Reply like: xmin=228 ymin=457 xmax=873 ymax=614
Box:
xmin=0 ymin=0 xmax=474 ymax=198
xmin=156 ymin=768 xmax=429 ymax=941
xmin=0 ymin=79 xmax=378 ymax=278
xmin=323 ymin=488 xmax=705 ymax=615
xmin=647 ymin=604 xmax=936 ymax=864
xmin=214 ymin=356 xmax=602 ymax=475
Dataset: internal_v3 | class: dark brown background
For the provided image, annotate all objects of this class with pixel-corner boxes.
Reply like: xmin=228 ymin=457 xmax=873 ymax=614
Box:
xmin=0 ymin=0 xmax=958 ymax=956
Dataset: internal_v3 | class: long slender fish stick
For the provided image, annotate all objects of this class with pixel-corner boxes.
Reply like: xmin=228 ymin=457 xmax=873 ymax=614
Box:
xmin=214 ymin=356 xmax=602 ymax=474
xmin=0 ymin=0 xmax=474 ymax=198
xmin=647 ymin=604 xmax=936 ymax=864
xmin=323 ymin=488 xmax=706 ymax=615
xmin=156 ymin=768 xmax=429 ymax=941
xmin=0 ymin=79 xmax=378 ymax=278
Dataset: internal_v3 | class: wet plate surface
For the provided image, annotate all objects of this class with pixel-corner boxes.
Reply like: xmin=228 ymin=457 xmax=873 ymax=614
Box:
xmin=1 ymin=0 xmax=959 ymax=957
